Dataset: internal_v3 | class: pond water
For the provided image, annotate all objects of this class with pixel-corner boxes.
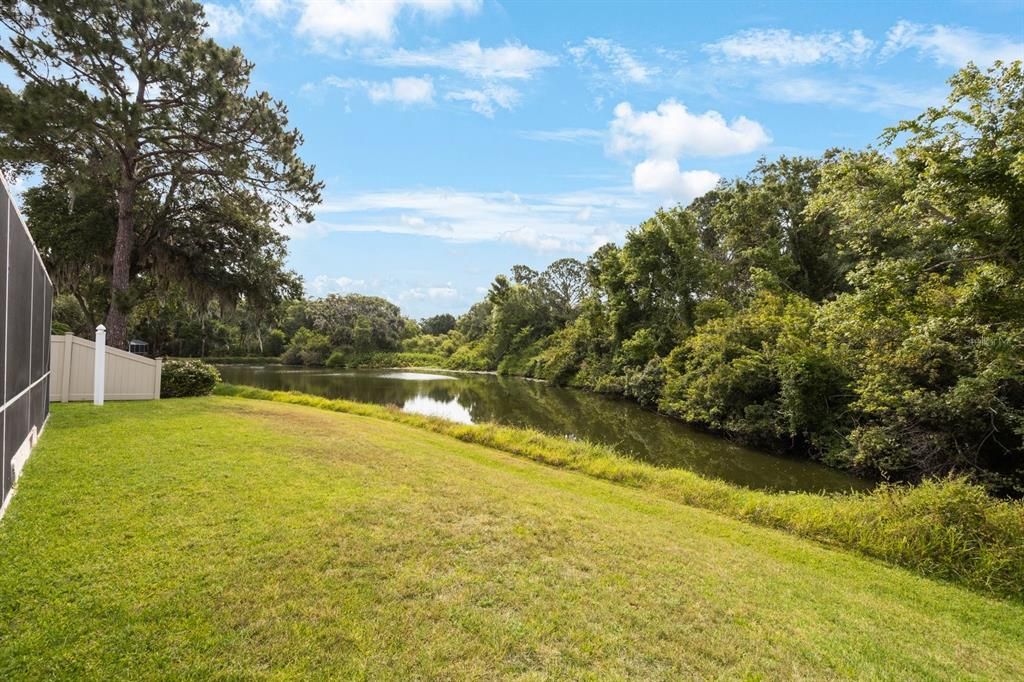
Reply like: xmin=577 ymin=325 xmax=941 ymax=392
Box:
xmin=217 ymin=365 xmax=873 ymax=494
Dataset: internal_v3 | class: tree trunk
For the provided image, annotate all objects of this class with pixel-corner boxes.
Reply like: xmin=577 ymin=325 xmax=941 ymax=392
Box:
xmin=105 ymin=172 xmax=137 ymax=349
xmin=72 ymin=289 xmax=97 ymax=331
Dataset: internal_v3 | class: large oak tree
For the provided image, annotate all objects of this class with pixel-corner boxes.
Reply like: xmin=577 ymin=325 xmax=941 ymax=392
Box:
xmin=0 ymin=0 xmax=321 ymax=347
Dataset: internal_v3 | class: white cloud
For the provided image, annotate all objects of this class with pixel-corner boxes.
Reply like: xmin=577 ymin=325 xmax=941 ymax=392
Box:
xmin=606 ymin=100 xmax=766 ymax=203
xmin=374 ymin=40 xmax=557 ymax=79
xmin=249 ymin=0 xmax=285 ymax=17
xmin=609 ymin=100 xmax=770 ymax=159
xmin=881 ymin=21 xmax=1024 ymax=67
xmin=296 ymin=0 xmax=480 ymax=44
xmin=518 ymin=128 xmax=604 ymax=144
xmin=321 ymin=75 xmax=434 ymax=106
xmin=763 ymin=77 xmax=946 ymax=114
xmin=400 ymin=285 xmax=459 ymax=300
xmin=295 ymin=187 xmax=652 ymax=252
xmin=446 ymin=84 xmax=519 ymax=117
xmin=632 ymin=160 xmax=719 ymax=201
xmin=705 ymin=28 xmax=874 ymax=65
xmin=308 ymin=274 xmax=367 ymax=295
xmin=202 ymin=3 xmax=245 ymax=40
xmin=568 ymin=37 xmax=659 ymax=84
xmin=367 ymin=76 xmax=435 ymax=105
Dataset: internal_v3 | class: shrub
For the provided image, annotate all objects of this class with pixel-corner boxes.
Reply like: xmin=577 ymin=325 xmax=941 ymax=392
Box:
xmin=161 ymin=359 xmax=220 ymax=398
xmin=447 ymin=342 xmax=493 ymax=371
xmin=354 ymin=351 xmax=446 ymax=368
xmin=325 ymin=350 xmax=446 ymax=369
xmin=529 ymin=324 xmax=584 ymax=384
xmin=623 ymin=357 xmax=665 ymax=409
xmin=193 ymin=356 xmax=282 ymax=365
xmin=264 ymin=329 xmax=287 ymax=356
xmin=281 ymin=327 xmax=331 ymax=366
xmin=325 ymin=350 xmax=348 ymax=368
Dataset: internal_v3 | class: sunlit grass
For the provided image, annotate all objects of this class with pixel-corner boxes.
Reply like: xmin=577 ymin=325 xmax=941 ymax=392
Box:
xmin=0 ymin=396 xmax=1021 ymax=678
xmin=216 ymin=383 xmax=1024 ymax=600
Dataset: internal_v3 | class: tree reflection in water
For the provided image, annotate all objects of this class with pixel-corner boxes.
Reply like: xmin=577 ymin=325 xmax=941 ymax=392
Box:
xmin=218 ymin=365 xmax=872 ymax=493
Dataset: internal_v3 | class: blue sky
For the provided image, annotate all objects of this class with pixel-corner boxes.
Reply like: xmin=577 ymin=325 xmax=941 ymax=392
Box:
xmin=199 ymin=0 xmax=1023 ymax=318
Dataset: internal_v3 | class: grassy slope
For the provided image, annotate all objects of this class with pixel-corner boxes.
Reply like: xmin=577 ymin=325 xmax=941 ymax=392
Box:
xmin=0 ymin=399 xmax=1021 ymax=679
xmin=215 ymin=385 xmax=1024 ymax=600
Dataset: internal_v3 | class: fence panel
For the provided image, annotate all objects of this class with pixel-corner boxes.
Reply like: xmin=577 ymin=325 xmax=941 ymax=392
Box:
xmin=49 ymin=334 xmax=162 ymax=402
xmin=1 ymin=174 xmax=53 ymax=515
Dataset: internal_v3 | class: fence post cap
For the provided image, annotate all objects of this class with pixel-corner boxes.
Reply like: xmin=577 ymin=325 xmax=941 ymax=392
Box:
xmin=96 ymin=324 xmax=106 ymax=332
xmin=64 ymin=331 xmax=73 ymax=336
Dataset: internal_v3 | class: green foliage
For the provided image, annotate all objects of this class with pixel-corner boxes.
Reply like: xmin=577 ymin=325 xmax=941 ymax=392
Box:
xmin=427 ymin=62 xmax=1024 ymax=494
xmin=528 ymin=322 xmax=587 ymax=384
xmin=0 ymin=0 xmax=321 ymax=347
xmin=419 ymin=313 xmax=456 ymax=336
xmin=281 ymin=328 xmax=331 ymax=366
xmin=622 ymin=357 xmax=665 ymax=410
xmin=161 ymin=359 xmax=221 ymax=398
xmin=402 ymin=333 xmax=451 ymax=355
xmin=660 ymin=290 xmax=834 ymax=448
xmin=307 ymin=294 xmax=405 ymax=353
xmin=446 ymin=340 xmax=494 ymax=371
xmin=264 ymin=329 xmax=287 ymax=356
xmin=74 ymin=61 xmax=1023 ymax=494
xmin=324 ymin=350 xmax=347 ymax=368
xmin=326 ymin=351 xmax=446 ymax=369
xmin=194 ymin=356 xmax=282 ymax=365
xmin=52 ymin=294 xmax=89 ymax=335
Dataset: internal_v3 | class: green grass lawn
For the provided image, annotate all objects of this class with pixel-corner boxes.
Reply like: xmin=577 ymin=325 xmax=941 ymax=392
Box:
xmin=1 ymin=398 xmax=1022 ymax=679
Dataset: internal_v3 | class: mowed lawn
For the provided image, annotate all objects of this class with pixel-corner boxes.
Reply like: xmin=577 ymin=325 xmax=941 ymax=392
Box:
xmin=1 ymin=399 xmax=1022 ymax=679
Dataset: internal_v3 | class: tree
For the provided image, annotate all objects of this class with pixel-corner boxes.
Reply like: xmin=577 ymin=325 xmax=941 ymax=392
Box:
xmin=693 ymin=156 xmax=846 ymax=303
xmin=537 ymin=258 xmax=588 ymax=325
xmin=307 ymin=294 xmax=405 ymax=353
xmin=0 ymin=0 xmax=321 ymax=347
xmin=811 ymin=61 xmax=1024 ymax=491
xmin=24 ymin=171 xmax=304 ymax=345
xmin=21 ymin=172 xmax=115 ymax=329
xmin=420 ymin=313 xmax=456 ymax=336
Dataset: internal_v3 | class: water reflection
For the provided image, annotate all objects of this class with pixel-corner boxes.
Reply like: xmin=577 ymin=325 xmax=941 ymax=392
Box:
xmin=217 ymin=365 xmax=872 ymax=494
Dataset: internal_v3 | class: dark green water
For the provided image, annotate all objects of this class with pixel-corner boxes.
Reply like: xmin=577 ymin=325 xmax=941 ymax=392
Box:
xmin=217 ymin=365 xmax=872 ymax=494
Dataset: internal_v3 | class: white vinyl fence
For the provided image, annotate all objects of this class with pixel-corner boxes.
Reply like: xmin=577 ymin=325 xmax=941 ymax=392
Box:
xmin=50 ymin=331 xmax=162 ymax=403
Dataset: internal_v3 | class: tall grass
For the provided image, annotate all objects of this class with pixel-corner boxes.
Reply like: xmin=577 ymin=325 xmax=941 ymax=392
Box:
xmin=215 ymin=383 xmax=1024 ymax=600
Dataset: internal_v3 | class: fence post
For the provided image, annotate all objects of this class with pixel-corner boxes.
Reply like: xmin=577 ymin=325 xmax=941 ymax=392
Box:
xmin=61 ymin=332 xmax=73 ymax=402
xmin=153 ymin=357 xmax=163 ymax=400
xmin=93 ymin=324 xmax=106 ymax=406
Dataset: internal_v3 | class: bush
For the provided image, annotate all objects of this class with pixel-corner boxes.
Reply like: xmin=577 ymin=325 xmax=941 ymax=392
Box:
xmin=193 ymin=356 xmax=282 ymax=365
xmin=264 ymin=328 xmax=287 ymax=356
xmin=324 ymin=349 xmax=446 ymax=369
xmin=623 ymin=357 xmax=665 ymax=409
xmin=325 ymin=350 xmax=349 ymax=368
xmin=161 ymin=359 xmax=221 ymax=398
xmin=447 ymin=342 xmax=493 ymax=371
xmin=281 ymin=327 xmax=331 ymax=366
